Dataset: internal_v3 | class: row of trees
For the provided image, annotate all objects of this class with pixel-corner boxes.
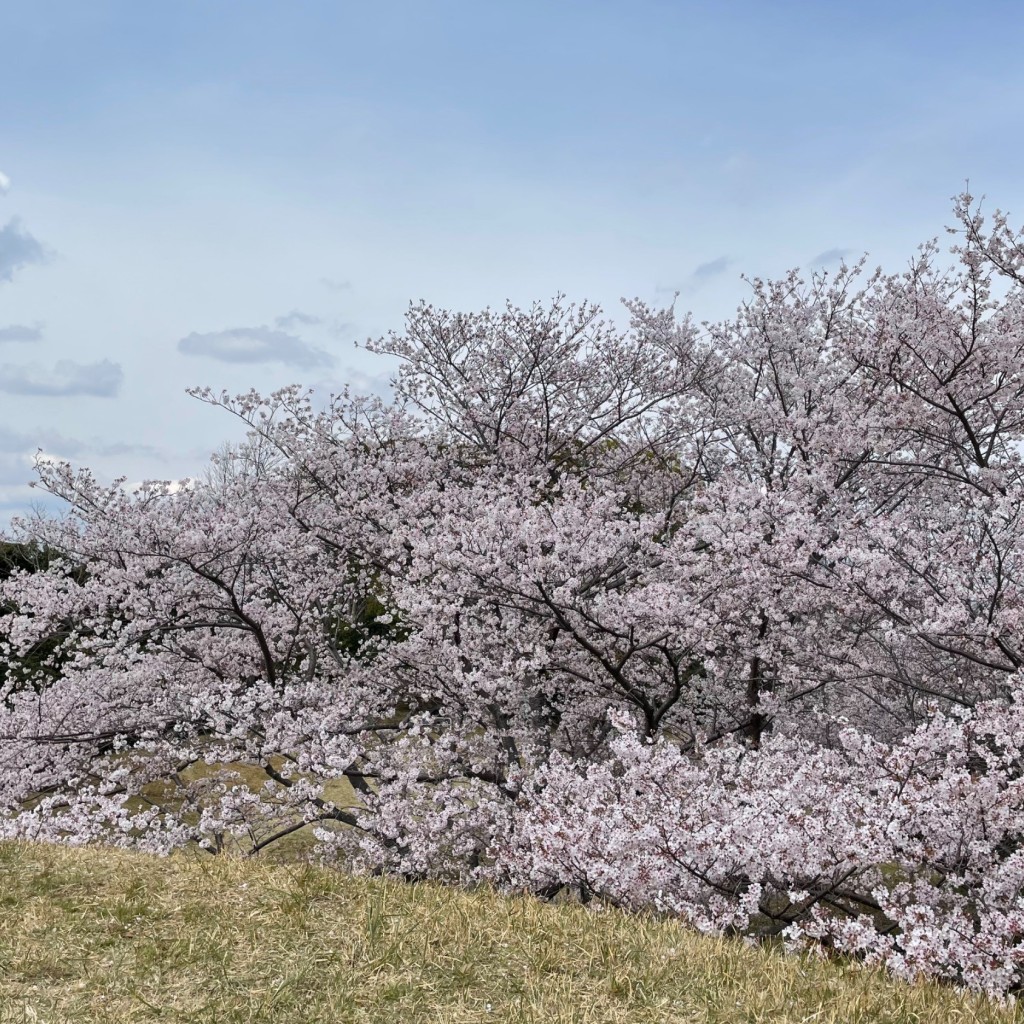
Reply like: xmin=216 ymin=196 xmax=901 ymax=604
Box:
xmin=3 ymin=193 xmax=1024 ymax=993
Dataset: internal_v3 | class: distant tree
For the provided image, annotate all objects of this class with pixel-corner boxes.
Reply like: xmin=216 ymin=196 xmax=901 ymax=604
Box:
xmin=0 ymin=539 xmax=52 ymax=580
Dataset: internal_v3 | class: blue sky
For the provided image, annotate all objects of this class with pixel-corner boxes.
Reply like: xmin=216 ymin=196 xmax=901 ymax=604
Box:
xmin=2 ymin=0 xmax=1023 ymax=525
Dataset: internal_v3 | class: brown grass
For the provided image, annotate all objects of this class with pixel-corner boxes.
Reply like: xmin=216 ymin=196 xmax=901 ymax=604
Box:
xmin=0 ymin=839 xmax=1020 ymax=1023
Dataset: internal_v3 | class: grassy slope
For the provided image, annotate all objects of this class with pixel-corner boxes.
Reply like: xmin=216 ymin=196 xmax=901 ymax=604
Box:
xmin=0 ymin=840 xmax=1019 ymax=1024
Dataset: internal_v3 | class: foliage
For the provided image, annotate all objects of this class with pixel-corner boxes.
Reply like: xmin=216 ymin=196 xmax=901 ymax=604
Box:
xmin=4 ymin=193 xmax=1024 ymax=994
xmin=0 ymin=540 xmax=77 ymax=700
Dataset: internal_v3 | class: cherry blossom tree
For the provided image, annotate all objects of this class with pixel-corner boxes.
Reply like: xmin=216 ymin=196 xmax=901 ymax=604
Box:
xmin=3 ymin=192 xmax=1024 ymax=994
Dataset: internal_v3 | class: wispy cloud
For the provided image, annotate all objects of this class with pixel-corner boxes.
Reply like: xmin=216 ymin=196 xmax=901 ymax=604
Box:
xmin=0 ymin=425 xmax=162 ymax=461
xmin=319 ymin=277 xmax=352 ymax=292
xmin=0 ymin=171 xmax=10 ymax=196
xmin=0 ymin=454 xmax=34 ymax=486
xmin=0 ymin=425 xmax=82 ymax=455
xmin=810 ymin=247 xmax=854 ymax=267
xmin=274 ymin=309 xmax=322 ymax=330
xmin=0 ymin=323 xmax=43 ymax=343
xmin=0 ymin=359 xmax=123 ymax=397
xmin=178 ymin=325 xmax=334 ymax=369
xmin=0 ymin=218 xmax=49 ymax=283
xmin=93 ymin=440 xmax=164 ymax=458
xmin=692 ymin=256 xmax=733 ymax=280
xmin=327 ymin=319 xmax=356 ymax=340
xmin=0 ymin=427 xmax=40 ymax=454
xmin=653 ymin=256 xmax=735 ymax=302
xmin=309 ymin=368 xmax=394 ymax=406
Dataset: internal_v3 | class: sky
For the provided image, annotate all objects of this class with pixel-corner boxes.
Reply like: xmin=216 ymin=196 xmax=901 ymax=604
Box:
xmin=2 ymin=0 xmax=1023 ymax=527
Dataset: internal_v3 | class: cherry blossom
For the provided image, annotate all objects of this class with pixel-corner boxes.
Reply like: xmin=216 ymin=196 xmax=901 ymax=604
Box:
xmin=4 ymin=193 xmax=1024 ymax=994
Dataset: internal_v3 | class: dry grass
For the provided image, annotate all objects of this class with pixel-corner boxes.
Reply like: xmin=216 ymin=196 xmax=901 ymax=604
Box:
xmin=0 ymin=840 xmax=1020 ymax=1023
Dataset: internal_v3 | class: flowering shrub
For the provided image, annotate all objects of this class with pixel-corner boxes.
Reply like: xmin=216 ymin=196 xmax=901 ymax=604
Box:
xmin=3 ymin=192 xmax=1024 ymax=993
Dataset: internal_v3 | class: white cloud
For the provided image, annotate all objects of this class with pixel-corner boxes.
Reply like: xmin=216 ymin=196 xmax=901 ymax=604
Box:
xmin=0 ymin=323 xmax=43 ymax=344
xmin=274 ymin=309 xmax=322 ymax=330
xmin=0 ymin=359 xmax=123 ymax=397
xmin=0 ymin=171 xmax=10 ymax=195
xmin=178 ymin=325 xmax=334 ymax=369
xmin=0 ymin=218 xmax=49 ymax=283
xmin=809 ymin=247 xmax=855 ymax=267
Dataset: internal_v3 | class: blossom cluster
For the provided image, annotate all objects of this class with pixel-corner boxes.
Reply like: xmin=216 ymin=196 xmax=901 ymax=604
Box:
xmin=3 ymin=193 xmax=1024 ymax=994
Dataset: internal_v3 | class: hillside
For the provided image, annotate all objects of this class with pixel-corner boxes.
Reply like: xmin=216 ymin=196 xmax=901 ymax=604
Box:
xmin=0 ymin=840 xmax=1018 ymax=1023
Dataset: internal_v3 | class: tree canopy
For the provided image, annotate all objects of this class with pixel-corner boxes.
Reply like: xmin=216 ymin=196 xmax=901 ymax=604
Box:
xmin=4 ymin=193 xmax=1024 ymax=994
